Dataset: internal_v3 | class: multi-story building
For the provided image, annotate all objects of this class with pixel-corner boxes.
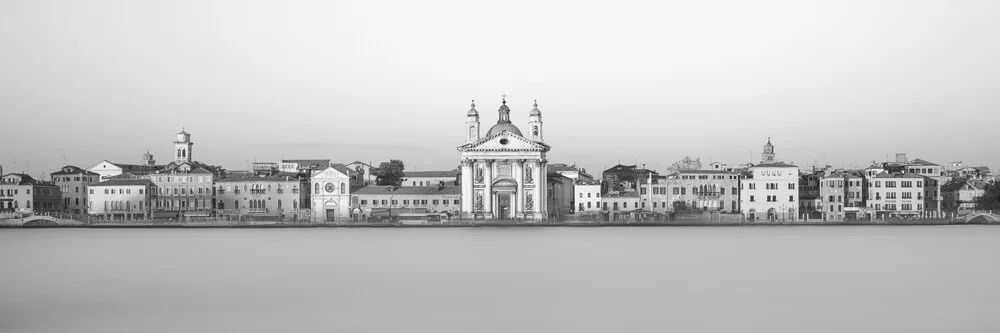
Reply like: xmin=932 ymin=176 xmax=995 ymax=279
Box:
xmin=866 ymin=170 xmax=926 ymax=218
xmin=574 ymin=179 xmax=602 ymax=214
xmin=402 ymin=170 xmax=460 ymax=187
xmin=664 ymin=170 xmax=740 ymax=213
xmin=214 ymin=170 xmax=309 ymax=221
xmin=310 ymin=165 xmax=354 ymax=222
xmin=50 ymin=165 xmax=101 ymax=214
xmin=280 ymin=159 xmax=332 ymax=175
xmin=87 ymin=179 xmax=154 ymax=219
xmin=147 ymin=162 xmax=217 ymax=219
xmin=819 ymin=170 xmax=865 ymax=221
xmin=0 ymin=173 xmax=61 ymax=214
xmin=740 ymin=139 xmax=798 ymax=221
xmin=941 ymin=179 xmax=987 ymax=211
xmin=602 ymin=164 xmax=658 ymax=193
xmin=352 ymin=186 xmax=462 ymax=219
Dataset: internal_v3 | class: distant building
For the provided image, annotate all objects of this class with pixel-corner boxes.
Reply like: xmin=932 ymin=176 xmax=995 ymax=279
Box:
xmin=87 ymin=156 xmax=164 ymax=181
xmin=352 ymin=186 xmax=462 ymax=219
xmin=402 ymin=170 xmax=460 ymax=187
xmin=819 ymin=170 xmax=865 ymax=220
xmin=280 ymin=159 xmax=331 ymax=175
xmin=638 ymin=175 xmax=671 ymax=213
xmin=147 ymin=162 xmax=218 ymax=219
xmin=866 ymin=170 xmax=926 ymax=218
xmin=0 ymin=173 xmax=61 ymax=214
xmin=50 ymin=165 xmax=100 ymax=214
xmin=345 ymin=161 xmax=376 ymax=187
xmin=548 ymin=163 xmax=594 ymax=181
xmin=574 ymin=179 xmax=602 ymax=214
xmin=664 ymin=170 xmax=740 ymax=213
xmin=602 ymin=164 xmax=658 ymax=193
xmin=214 ymin=170 xmax=309 ymax=221
xmin=310 ymin=165 xmax=354 ymax=222
xmin=941 ymin=179 xmax=987 ymax=211
xmin=87 ymin=179 xmax=153 ymax=219
xmin=547 ymin=172 xmax=574 ymax=219
xmin=739 ymin=138 xmax=798 ymax=221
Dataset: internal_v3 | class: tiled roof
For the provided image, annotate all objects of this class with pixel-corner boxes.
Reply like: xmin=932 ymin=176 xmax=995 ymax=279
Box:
xmin=1 ymin=173 xmax=42 ymax=186
xmin=404 ymin=170 xmax=459 ymax=178
xmin=575 ymin=179 xmax=602 ymax=186
xmin=216 ymin=172 xmax=303 ymax=183
xmin=351 ymin=186 xmax=462 ymax=195
xmin=51 ymin=165 xmax=100 ymax=176
xmin=872 ymin=171 xmax=924 ymax=179
xmin=91 ymin=179 xmax=153 ymax=187
xmin=753 ymin=162 xmax=798 ymax=168
xmin=329 ymin=163 xmax=355 ymax=176
xmin=676 ymin=169 xmax=738 ymax=174
xmin=603 ymin=191 xmax=640 ymax=198
xmin=823 ymin=170 xmax=863 ymax=179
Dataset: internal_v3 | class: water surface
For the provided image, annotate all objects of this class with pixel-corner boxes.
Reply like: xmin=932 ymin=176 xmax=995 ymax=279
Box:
xmin=1 ymin=226 xmax=998 ymax=332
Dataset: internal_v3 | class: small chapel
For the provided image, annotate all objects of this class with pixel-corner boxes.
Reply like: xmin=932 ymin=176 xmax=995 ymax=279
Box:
xmin=457 ymin=97 xmax=551 ymax=220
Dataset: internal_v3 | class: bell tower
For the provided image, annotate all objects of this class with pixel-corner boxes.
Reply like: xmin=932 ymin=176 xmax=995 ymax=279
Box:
xmin=528 ymin=100 xmax=543 ymax=141
xmin=174 ymin=129 xmax=194 ymax=163
xmin=761 ymin=137 xmax=775 ymax=164
xmin=466 ymin=100 xmax=480 ymax=143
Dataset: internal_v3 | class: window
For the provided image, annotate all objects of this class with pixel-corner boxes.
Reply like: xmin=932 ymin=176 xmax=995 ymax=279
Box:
xmin=875 ymin=181 xmax=881 ymax=188
xmin=916 ymin=181 xmax=922 ymax=187
xmin=673 ymin=188 xmax=680 ymax=195
xmin=749 ymin=183 xmax=756 ymax=190
xmin=887 ymin=192 xmax=897 ymax=199
xmin=681 ymin=188 xmax=686 ymax=195
xmin=720 ymin=188 xmax=726 ymax=195
xmin=139 ymin=189 xmax=144 ymax=194
xmin=432 ymin=200 xmax=439 ymax=205
xmin=788 ymin=183 xmax=795 ymax=190
xmin=454 ymin=200 xmax=460 ymax=205
xmin=314 ymin=183 xmax=320 ymax=194
xmin=403 ymin=200 xmax=409 ymax=205
xmin=902 ymin=192 xmax=912 ymax=199
xmin=391 ymin=200 xmax=398 ymax=205
xmin=750 ymin=195 xmax=755 ymax=202
xmin=587 ymin=202 xmax=592 ymax=208
xmin=886 ymin=181 xmax=897 ymax=188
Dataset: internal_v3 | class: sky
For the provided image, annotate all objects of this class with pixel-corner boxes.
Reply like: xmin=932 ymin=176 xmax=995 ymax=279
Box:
xmin=2 ymin=0 xmax=998 ymax=179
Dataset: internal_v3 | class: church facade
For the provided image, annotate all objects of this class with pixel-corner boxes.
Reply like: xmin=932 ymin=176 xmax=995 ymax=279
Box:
xmin=457 ymin=98 xmax=551 ymax=220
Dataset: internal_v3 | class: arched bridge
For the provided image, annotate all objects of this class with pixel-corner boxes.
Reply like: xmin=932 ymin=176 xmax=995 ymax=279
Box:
xmin=957 ymin=213 xmax=1000 ymax=224
xmin=0 ymin=216 xmax=85 ymax=227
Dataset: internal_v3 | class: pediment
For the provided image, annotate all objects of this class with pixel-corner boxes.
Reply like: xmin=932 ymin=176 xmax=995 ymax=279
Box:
xmin=458 ymin=132 xmax=549 ymax=152
xmin=313 ymin=166 xmax=349 ymax=180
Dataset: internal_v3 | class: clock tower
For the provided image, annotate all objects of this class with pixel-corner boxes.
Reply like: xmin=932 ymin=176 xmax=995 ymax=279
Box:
xmin=174 ymin=129 xmax=193 ymax=163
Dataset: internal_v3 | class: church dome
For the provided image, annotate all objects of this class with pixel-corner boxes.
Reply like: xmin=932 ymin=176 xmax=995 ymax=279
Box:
xmin=487 ymin=122 xmax=522 ymax=137
xmin=529 ymin=100 xmax=541 ymax=116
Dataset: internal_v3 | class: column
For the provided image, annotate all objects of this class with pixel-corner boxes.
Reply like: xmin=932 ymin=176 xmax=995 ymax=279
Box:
xmin=461 ymin=159 xmax=474 ymax=218
xmin=513 ymin=159 xmax=523 ymax=219
xmin=536 ymin=161 xmax=546 ymax=220
xmin=483 ymin=160 xmax=493 ymax=219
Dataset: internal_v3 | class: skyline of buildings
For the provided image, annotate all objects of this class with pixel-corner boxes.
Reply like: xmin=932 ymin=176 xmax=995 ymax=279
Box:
xmin=1 ymin=98 xmax=996 ymax=223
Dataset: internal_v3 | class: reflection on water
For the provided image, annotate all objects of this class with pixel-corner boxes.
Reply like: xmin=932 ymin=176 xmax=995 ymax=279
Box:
xmin=1 ymin=226 xmax=998 ymax=333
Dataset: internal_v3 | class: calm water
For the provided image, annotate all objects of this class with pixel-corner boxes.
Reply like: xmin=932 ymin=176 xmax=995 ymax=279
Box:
xmin=1 ymin=226 xmax=998 ymax=333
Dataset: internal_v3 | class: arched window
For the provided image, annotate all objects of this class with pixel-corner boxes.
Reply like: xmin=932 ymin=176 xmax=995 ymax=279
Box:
xmin=177 ymin=149 xmax=182 ymax=158
xmin=315 ymin=183 xmax=320 ymax=194
xmin=26 ymin=200 xmax=31 ymax=208
xmin=277 ymin=200 xmax=282 ymax=211
xmin=293 ymin=200 xmax=298 ymax=209
xmin=234 ymin=200 xmax=239 ymax=210
xmin=341 ymin=182 xmax=346 ymax=194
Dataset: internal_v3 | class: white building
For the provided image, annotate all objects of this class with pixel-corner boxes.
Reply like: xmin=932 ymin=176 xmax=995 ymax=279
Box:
xmin=457 ymin=98 xmax=550 ymax=220
xmin=402 ymin=170 xmax=460 ymax=187
xmin=310 ymin=165 xmax=354 ymax=222
xmin=574 ymin=180 xmax=602 ymax=213
xmin=739 ymin=139 xmax=798 ymax=221
xmin=88 ymin=179 xmax=154 ymax=219
xmin=866 ymin=171 xmax=926 ymax=218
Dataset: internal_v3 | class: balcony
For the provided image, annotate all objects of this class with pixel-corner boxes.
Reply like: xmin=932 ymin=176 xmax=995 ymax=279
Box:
xmin=248 ymin=208 xmax=269 ymax=214
xmin=696 ymin=191 xmax=721 ymax=199
xmin=250 ymin=189 xmax=266 ymax=195
xmin=276 ymin=189 xmax=284 ymax=194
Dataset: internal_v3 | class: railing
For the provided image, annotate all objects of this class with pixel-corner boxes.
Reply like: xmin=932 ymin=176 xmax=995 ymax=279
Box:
xmin=276 ymin=189 xmax=284 ymax=194
xmin=250 ymin=189 xmax=266 ymax=194
xmin=248 ymin=208 xmax=269 ymax=214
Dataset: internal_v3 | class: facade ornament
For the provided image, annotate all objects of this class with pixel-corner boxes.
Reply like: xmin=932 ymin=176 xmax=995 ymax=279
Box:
xmin=525 ymin=192 xmax=533 ymax=210
xmin=475 ymin=191 xmax=484 ymax=211
xmin=475 ymin=164 xmax=484 ymax=183
xmin=524 ymin=164 xmax=533 ymax=184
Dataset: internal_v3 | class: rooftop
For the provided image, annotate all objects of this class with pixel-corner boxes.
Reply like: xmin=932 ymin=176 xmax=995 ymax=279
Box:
xmin=754 ymin=162 xmax=798 ymax=168
xmin=351 ymin=186 xmax=462 ymax=196
xmin=91 ymin=179 xmax=153 ymax=187
xmin=404 ymin=170 xmax=460 ymax=178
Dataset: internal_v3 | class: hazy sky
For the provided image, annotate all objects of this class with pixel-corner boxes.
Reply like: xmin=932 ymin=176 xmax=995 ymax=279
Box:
xmin=2 ymin=0 xmax=998 ymax=178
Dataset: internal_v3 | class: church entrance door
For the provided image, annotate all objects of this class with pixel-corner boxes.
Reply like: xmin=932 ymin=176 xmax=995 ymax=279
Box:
xmin=497 ymin=193 xmax=511 ymax=220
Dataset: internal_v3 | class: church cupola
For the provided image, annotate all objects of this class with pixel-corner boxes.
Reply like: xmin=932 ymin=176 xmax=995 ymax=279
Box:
xmin=485 ymin=96 xmax=523 ymax=137
xmin=761 ymin=137 xmax=775 ymax=164
xmin=174 ymin=128 xmax=194 ymax=163
xmin=466 ymin=100 xmax=480 ymax=143
xmin=528 ymin=99 xmax=543 ymax=141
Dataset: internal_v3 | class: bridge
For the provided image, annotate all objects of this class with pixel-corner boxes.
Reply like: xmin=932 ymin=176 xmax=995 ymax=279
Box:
xmin=956 ymin=212 xmax=1000 ymax=224
xmin=0 ymin=215 xmax=86 ymax=227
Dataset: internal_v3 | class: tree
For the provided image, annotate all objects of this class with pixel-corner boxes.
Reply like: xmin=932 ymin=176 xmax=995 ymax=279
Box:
xmin=667 ymin=156 xmax=702 ymax=174
xmin=375 ymin=159 xmax=405 ymax=186
xmin=976 ymin=182 xmax=1000 ymax=210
